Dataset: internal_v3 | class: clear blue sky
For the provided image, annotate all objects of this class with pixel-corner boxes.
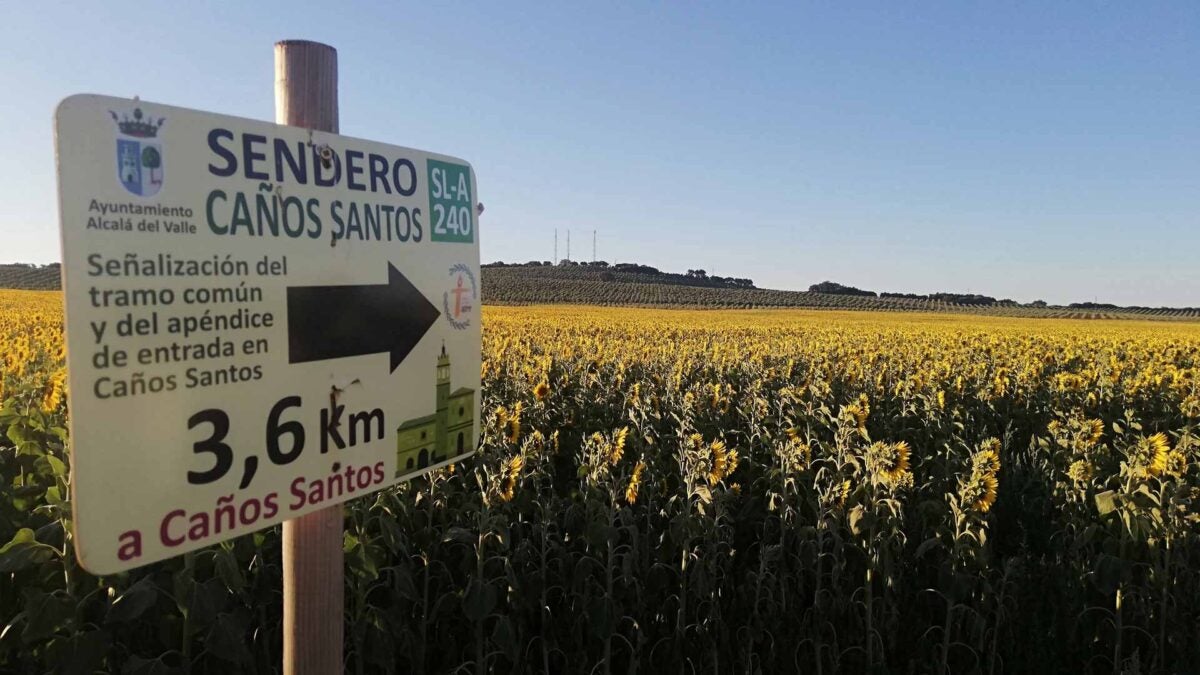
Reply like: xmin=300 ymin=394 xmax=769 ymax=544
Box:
xmin=4 ymin=2 xmax=1197 ymax=306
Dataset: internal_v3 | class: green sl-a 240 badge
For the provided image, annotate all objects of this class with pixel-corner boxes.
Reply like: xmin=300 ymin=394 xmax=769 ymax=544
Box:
xmin=427 ymin=160 xmax=474 ymax=244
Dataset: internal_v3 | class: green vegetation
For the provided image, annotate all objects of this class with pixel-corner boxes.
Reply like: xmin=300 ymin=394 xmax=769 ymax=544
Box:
xmin=5 ymin=261 xmax=1197 ymax=321
xmin=4 ymin=298 xmax=1200 ymax=672
xmin=483 ymin=265 xmax=1200 ymax=320
xmin=0 ymin=264 xmax=60 ymax=291
xmin=483 ymin=261 xmax=755 ymax=289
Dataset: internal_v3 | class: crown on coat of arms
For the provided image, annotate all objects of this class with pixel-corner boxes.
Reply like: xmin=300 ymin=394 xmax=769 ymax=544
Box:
xmin=109 ymin=108 xmax=164 ymax=138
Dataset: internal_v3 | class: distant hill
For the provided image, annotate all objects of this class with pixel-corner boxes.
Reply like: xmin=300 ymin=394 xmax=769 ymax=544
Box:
xmin=0 ymin=264 xmax=60 ymax=290
xmin=4 ymin=261 xmax=1196 ymax=321
xmin=483 ymin=264 xmax=1200 ymax=321
xmin=483 ymin=261 xmax=755 ymax=289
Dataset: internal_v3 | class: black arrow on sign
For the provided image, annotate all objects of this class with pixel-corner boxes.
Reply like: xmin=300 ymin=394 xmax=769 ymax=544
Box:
xmin=287 ymin=263 xmax=440 ymax=372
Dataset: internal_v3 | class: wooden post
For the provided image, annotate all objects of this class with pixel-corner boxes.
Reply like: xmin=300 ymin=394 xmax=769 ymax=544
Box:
xmin=275 ymin=40 xmax=344 ymax=675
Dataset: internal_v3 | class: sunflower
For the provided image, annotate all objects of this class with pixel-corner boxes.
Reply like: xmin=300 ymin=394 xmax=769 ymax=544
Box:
xmin=625 ymin=461 xmax=646 ymax=504
xmin=609 ymin=427 xmax=629 ymax=466
xmin=1084 ymin=419 xmax=1105 ymax=446
xmin=843 ymin=403 xmax=869 ymax=432
xmin=707 ymin=439 xmax=729 ymax=485
xmin=499 ymin=454 xmax=524 ymax=502
xmin=1067 ymin=459 xmax=1093 ymax=484
xmin=1182 ymin=394 xmax=1200 ymax=419
xmin=499 ymin=478 xmax=516 ymax=502
xmin=867 ymin=441 xmax=911 ymax=486
xmin=725 ymin=447 xmax=740 ymax=477
xmin=507 ymin=454 xmax=525 ymax=477
xmin=533 ymin=381 xmax=550 ymax=401
xmin=523 ymin=430 xmax=546 ymax=455
xmin=1164 ymin=450 xmax=1188 ymax=479
xmin=837 ymin=479 xmax=852 ymax=506
xmin=974 ymin=473 xmax=999 ymax=513
xmin=1129 ymin=433 xmax=1170 ymax=477
xmin=972 ymin=440 xmax=1001 ymax=477
xmin=506 ymin=402 xmax=523 ymax=444
xmin=782 ymin=438 xmax=812 ymax=474
xmin=40 ymin=368 xmax=66 ymax=413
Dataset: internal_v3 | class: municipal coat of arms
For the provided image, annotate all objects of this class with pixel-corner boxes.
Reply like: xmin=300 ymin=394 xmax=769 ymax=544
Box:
xmin=110 ymin=107 xmax=164 ymax=197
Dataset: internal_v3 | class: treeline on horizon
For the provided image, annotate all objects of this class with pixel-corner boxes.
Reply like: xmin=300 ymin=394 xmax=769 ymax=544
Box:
xmin=1 ymin=263 xmax=60 ymax=270
xmin=2 ymin=261 xmax=1193 ymax=312
xmin=0 ymin=263 xmax=61 ymax=291
xmin=803 ymin=280 xmax=1198 ymax=312
xmin=484 ymin=262 xmax=1198 ymax=313
xmin=809 ymin=281 xmax=1015 ymax=306
xmin=482 ymin=260 xmax=756 ymax=289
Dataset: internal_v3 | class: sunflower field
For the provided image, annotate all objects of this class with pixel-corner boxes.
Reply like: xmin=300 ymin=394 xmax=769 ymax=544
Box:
xmin=2 ymin=289 xmax=1199 ymax=673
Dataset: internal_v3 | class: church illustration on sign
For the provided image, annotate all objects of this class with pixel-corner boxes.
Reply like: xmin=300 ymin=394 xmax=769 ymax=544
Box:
xmin=396 ymin=345 xmax=475 ymax=477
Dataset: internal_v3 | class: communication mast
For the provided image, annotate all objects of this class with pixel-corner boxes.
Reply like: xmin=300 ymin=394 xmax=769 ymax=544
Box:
xmin=554 ymin=229 xmax=557 ymax=264
xmin=593 ymin=230 xmax=596 ymax=262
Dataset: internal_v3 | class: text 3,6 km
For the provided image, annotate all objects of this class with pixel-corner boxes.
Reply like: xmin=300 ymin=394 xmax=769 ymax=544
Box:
xmin=186 ymin=395 xmax=386 ymax=489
